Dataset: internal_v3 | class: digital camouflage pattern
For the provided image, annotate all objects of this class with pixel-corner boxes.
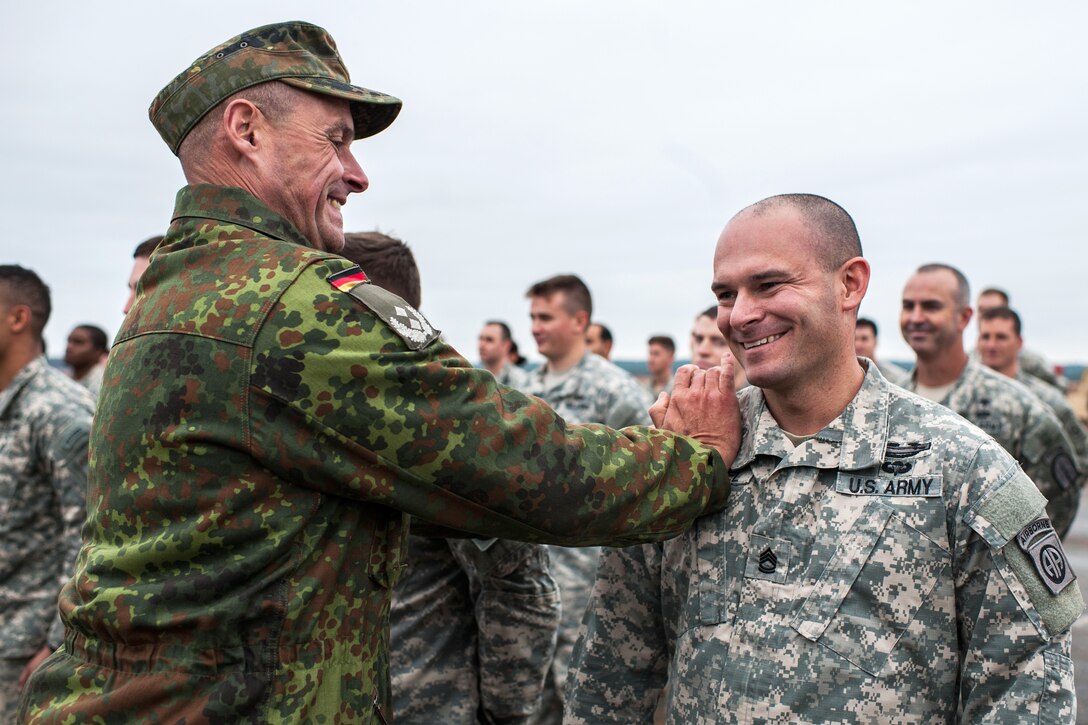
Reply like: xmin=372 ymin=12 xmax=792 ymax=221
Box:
xmin=567 ymin=364 xmax=1081 ymax=724
xmin=391 ymin=534 xmax=559 ymax=724
xmin=524 ymin=352 xmax=653 ymax=723
xmin=1020 ymin=347 xmax=1064 ymax=391
xmin=1017 ymin=371 xmax=1088 ymax=487
xmin=872 ymin=358 xmax=909 ymax=387
xmin=905 ymin=359 xmax=1080 ymax=537
xmin=149 ymin=21 xmax=401 ymax=154
xmin=496 ymin=362 xmax=531 ymax=390
xmin=17 ymin=185 xmax=729 ymax=724
xmin=0 ymin=357 xmax=93 ymax=719
xmin=392 ymin=368 xmax=559 ymax=725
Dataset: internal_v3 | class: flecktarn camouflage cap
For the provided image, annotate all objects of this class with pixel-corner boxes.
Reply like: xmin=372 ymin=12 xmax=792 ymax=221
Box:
xmin=149 ymin=21 xmax=402 ymax=154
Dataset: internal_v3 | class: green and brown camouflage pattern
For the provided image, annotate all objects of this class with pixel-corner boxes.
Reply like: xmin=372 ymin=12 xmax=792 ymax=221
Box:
xmin=567 ymin=364 xmax=1081 ymax=723
xmin=18 ymin=184 xmax=728 ymax=724
xmin=149 ymin=21 xmax=401 ymax=154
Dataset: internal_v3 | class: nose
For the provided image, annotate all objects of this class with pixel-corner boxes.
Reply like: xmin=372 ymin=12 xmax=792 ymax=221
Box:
xmin=343 ymin=148 xmax=369 ymax=194
xmin=728 ymin=290 xmax=762 ymax=333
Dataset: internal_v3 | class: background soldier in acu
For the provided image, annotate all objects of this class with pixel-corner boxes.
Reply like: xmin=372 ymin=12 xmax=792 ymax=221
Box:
xmin=567 ymin=194 xmax=1080 ymax=724
xmin=17 ymin=21 xmax=741 ymax=724
xmin=0 ymin=266 xmax=93 ymax=720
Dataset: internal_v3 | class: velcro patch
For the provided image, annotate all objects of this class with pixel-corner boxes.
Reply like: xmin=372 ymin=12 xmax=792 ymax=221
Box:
xmin=328 ymin=268 xmax=441 ymax=350
xmin=835 ymin=472 xmax=942 ymax=497
xmin=1017 ymin=517 xmax=1076 ymax=595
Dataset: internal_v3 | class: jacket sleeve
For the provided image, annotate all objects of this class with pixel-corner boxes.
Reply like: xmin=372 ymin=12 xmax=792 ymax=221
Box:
xmin=1017 ymin=400 xmax=1080 ymax=538
xmin=246 ymin=265 xmax=729 ymax=546
xmin=957 ymin=444 xmax=1081 ymax=722
xmin=565 ymin=543 xmax=669 ymax=723
xmin=40 ymin=411 xmax=92 ymax=648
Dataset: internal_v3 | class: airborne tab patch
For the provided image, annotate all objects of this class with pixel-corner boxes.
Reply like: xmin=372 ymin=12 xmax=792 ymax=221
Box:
xmin=1017 ymin=517 xmax=1076 ymax=595
xmin=327 ymin=267 xmax=440 ymax=350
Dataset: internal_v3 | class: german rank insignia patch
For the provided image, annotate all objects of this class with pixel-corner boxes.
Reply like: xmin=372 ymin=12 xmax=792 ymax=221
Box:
xmin=328 ymin=266 xmax=441 ymax=350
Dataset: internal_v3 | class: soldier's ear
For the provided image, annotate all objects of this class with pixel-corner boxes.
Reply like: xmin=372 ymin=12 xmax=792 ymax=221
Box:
xmin=839 ymin=256 xmax=870 ymax=313
xmin=6 ymin=305 xmax=32 ymax=335
xmin=221 ymin=99 xmax=264 ymax=157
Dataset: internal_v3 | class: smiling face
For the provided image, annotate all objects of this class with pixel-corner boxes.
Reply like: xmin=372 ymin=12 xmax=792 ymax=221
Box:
xmin=711 ymin=206 xmax=856 ymax=396
xmin=900 ymin=269 xmax=972 ymax=361
xmin=530 ymin=292 xmax=587 ymax=364
xmin=978 ymin=315 xmax=1022 ymax=375
xmin=252 ymin=90 xmax=369 ymax=253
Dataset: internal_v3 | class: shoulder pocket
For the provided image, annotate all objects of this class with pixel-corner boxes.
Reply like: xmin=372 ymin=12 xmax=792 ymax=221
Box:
xmin=790 ymin=499 xmax=949 ymax=675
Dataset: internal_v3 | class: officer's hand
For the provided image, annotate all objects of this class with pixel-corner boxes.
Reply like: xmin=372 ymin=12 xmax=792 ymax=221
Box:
xmin=650 ymin=353 xmax=741 ymax=468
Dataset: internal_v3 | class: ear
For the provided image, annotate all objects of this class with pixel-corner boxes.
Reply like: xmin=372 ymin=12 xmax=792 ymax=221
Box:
xmin=573 ymin=309 xmax=590 ymax=331
xmin=839 ymin=256 xmax=870 ymax=313
xmin=959 ymin=305 xmax=974 ymax=331
xmin=220 ymin=98 xmax=266 ymax=158
xmin=7 ymin=305 xmax=32 ymax=335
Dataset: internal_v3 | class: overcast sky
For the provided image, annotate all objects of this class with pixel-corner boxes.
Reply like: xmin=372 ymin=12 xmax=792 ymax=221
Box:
xmin=2 ymin=3 xmax=1085 ymax=367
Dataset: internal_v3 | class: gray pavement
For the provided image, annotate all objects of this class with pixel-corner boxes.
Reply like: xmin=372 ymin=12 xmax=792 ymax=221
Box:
xmin=1065 ymin=489 xmax=1088 ymax=723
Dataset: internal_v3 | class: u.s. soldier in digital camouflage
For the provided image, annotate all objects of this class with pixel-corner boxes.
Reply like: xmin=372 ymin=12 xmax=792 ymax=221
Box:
xmin=566 ymin=194 xmax=1082 ymax=723
xmin=16 ymin=21 xmax=743 ymax=724
xmin=978 ymin=306 xmax=1088 ymax=490
xmin=901 ymin=263 xmax=1080 ymax=537
xmin=0 ymin=266 xmax=94 ymax=721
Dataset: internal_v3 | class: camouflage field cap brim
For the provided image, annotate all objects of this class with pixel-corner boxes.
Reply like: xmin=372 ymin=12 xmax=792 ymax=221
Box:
xmin=149 ymin=21 xmax=402 ymax=155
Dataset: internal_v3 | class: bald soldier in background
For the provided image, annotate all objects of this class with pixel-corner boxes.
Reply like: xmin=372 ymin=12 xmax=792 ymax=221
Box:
xmin=978 ymin=306 xmax=1086 ymax=489
xmin=568 ymin=194 xmax=1080 ymax=723
xmin=901 ymin=264 xmax=1080 ymax=537
xmin=18 ymin=22 xmax=741 ymax=724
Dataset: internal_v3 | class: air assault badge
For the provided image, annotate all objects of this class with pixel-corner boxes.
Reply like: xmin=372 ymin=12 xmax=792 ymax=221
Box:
xmin=328 ymin=266 xmax=441 ymax=350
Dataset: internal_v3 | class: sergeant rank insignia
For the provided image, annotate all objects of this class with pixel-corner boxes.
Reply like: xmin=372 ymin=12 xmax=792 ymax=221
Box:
xmin=328 ymin=266 xmax=441 ymax=350
xmin=1016 ymin=517 xmax=1076 ymax=595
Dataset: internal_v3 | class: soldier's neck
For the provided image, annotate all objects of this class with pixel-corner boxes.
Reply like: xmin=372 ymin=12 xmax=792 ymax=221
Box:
xmin=913 ymin=346 xmax=968 ymax=387
xmin=545 ymin=343 xmax=585 ymax=374
xmin=763 ymin=357 xmax=866 ymax=436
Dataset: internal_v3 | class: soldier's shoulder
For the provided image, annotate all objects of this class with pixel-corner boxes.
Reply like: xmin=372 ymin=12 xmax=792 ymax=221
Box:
xmin=884 ymin=382 xmax=1007 ymax=468
xmin=22 ymin=361 xmax=95 ymax=421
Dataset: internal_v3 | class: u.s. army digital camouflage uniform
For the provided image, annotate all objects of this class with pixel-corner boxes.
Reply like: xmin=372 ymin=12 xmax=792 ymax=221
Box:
xmin=1017 ymin=371 xmax=1088 ymax=488
xmin=871 ymin=357 xmax=910 ymax=388
xmin=497 ymin=362 xmax=531 ymax=390
xmin=1020 ymin=347 xmax=1064 ymax=391
xmin=391 ymin=364 xmax=560 ymax=725
xmin=0 ymin=356 xmax=93 ymax=720
xmin=17 ymin=185 xmax=730 ymax=725
xmin=567 ymin=363 xmax=1082 ymax=724
xmin=905 ymin=359 xmax=1080 ymax=537
xmin=524 ymin=351 xmax=653 ymax=723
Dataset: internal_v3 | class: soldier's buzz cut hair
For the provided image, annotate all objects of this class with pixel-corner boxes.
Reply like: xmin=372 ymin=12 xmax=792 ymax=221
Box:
xmin=526 ymin=274 xmax=593 ymax=319
xmin=742 ymin=193 xmax=862 ymax=271
xmin=0 ymin=265 xmax=51 ymax=341
xmin=134 ymin=235 xmax=164 ymax=259
xmin=916 ymin=263 xmax=971 ymax=310
xmin=485 ymin=320 xmax=513 ymax=342
xmin=340 ymin=231 xmax=421 ymax=308
xmin=980 ymin=306 xmax=1022 ymax=337
xmin=697 ymin=305 xmax=717 ymax=321
xmin=979 ymin=287 xmax=1010 ymax=305
xmin=648 ymin=335 xmax=675 ymax=354
xmin=75 ymin=324 xmax=110 ymax=353
xmin=179 ymin=81 xmax=297 ymax=167
xmin=856 ymin=317 xmax=878 ymax=337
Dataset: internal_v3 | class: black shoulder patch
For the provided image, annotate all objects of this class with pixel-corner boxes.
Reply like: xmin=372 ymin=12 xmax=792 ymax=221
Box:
xmin=1045 ymin=448 xmax=1079 ymax=491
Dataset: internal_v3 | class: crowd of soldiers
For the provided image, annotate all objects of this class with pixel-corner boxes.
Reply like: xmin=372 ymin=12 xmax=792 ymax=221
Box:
xmin=2 ymin=19 xmax=1087 ymax=725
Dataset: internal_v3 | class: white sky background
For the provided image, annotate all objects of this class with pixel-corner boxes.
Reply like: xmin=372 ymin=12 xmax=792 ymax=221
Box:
xmin=2 ymin=3 xmax=1086 ymax=366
